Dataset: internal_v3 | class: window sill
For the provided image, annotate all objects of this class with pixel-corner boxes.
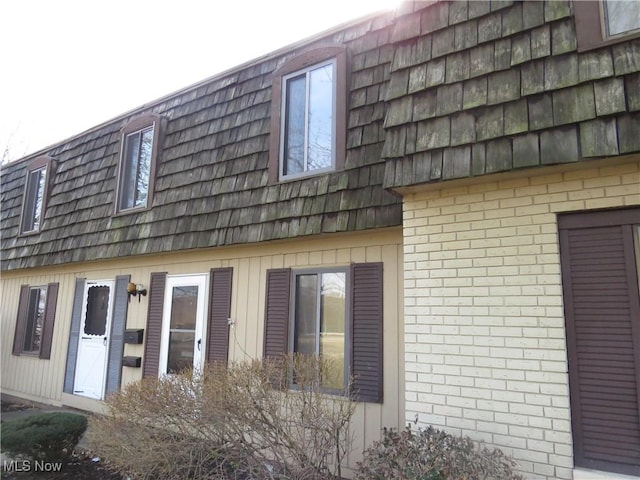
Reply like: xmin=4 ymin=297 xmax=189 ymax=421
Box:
xmin=113 ymin=205 xmax=150 ymax=217
xmin=18 ymin=229 xmax=41 ymax=237
xmin=280 ymin=168 xmax=335 ymax=183
xmin=17 ymin=351 xmax=41 ymax=358
xmin=577 ymin=30 xmax=640 ymax=52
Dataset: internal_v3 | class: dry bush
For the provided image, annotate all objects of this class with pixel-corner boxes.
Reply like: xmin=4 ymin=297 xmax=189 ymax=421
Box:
xmin=354 ymin=420 xmax=523 ymax=480
xmin=87 ymin=372 xmax=225 ymax=479
xmin=87 ymin=355 xmax=355 ymax=479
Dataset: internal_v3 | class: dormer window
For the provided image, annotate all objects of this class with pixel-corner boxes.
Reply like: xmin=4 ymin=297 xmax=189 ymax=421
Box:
xmin=269 ymin=45 xmax=347 ymax=183
xmin=281 ymin=60 xmax=336 ymax=179
xmin=116 ymin=114 xmax=162 ymax=214
xmin=20 ymin=156 xmax=54 ymax=235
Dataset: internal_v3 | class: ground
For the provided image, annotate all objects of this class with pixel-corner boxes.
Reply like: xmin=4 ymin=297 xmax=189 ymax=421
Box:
xmin=1 ymin=400 xmax=125 ymax=480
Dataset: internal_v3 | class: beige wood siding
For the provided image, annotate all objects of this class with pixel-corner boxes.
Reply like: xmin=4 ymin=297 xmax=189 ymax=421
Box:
xmin=1 ymin=272 xmax=76 ymax=404
xmin=1 ymin=227 xmax=404 ymax=472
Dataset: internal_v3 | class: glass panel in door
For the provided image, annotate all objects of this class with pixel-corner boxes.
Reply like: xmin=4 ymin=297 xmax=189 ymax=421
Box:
xmin=167 ymin=285 xmax=198 ymax=373
xmin=160 ymin=275 xmax=207 ymax=376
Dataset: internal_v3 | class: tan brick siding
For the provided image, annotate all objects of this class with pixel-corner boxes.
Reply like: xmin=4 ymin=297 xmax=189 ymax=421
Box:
xmin=402 ymin=157 xmax=640 ymax=480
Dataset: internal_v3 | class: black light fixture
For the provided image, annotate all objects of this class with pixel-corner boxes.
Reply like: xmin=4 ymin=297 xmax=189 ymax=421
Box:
xmin=127 ymin=282 xmax=147 ymax=302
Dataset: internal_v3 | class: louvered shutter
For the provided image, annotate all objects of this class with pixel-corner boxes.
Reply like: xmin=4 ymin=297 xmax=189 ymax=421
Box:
xmin=143 ymin=272 xmax=167 ymax=378
xmin=39 ymin=283 xmax=59 ymax=359
xmin=207 ymin=268 xmax=233 ymax=364
xmin=263 ymin=269 xmax=291 ymax=359
xmin=351 ymin=262 xmax=384 ymax=403
xmin=560 ymin=209 xmax=640 ymax=476
xmin=12 ymin=285 xmax=30 ymax=356
xmin=64 ymin=278 xmax=86 ymax=393
xmin=105 ymin=275 xmax=129 ymax=393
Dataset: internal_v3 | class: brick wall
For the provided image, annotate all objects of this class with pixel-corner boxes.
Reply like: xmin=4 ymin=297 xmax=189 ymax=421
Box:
xmin=402 ymin=156 xmax=640 ymax=480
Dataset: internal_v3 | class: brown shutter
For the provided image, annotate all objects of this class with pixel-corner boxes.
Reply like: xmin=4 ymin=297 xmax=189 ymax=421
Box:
xmin=39 ymin=283 xmax=59 ymax=359
xmin=263 ymin=269 xmax=291 ymax=359
xmin=207 ymin=268 xmax=233 ymax=364
xmin=143 ymin=272 xmax=167 ymax=378
xmin=105 ymin=275 xmax=130 ymax=394
xmin=64 ymin=278 xmax=85 ymax=394
xmin=12 ymin=285 xmax=30 ymax=355
xmin=560 ymin=211 xmax=640 ymax=476
xmin=351 ymin=262 xmax=383 ymax=403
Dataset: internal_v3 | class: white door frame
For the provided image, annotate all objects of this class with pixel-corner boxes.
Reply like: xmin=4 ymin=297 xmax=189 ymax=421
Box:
xmin=158 ymin=274 xmax=208 ymax=376
xmin=74 ymin=280 xmax=114 ymax=399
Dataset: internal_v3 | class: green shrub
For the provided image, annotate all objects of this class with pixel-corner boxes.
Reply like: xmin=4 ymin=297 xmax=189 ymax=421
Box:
xmin=354 ymin=421 xmax=523 ymax=480
xmin=1 ymin=412 xmax=87 ymax=462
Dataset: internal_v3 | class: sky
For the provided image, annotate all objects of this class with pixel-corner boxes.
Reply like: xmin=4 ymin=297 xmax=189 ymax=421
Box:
xmin=0 ymin=0 xmax=400 ymax=163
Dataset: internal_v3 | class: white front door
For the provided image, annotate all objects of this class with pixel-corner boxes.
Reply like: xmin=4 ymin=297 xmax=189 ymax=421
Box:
xmin=159 ymin=274 xmax=208 ymax=375
xmin=74 ymin=280 xmax=114 ymax=399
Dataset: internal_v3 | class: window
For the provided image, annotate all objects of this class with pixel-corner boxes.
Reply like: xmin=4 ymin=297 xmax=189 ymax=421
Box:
xmin=603 ymin=0 xmax=640 ymax=36
xmin=292 ymin=268 xmax=348 ymax=390
xmin=22 ymin=287 xmax=47 ymax=353
xmin=20 ymin=156 xmax=54 ymax=234
xmin=269 ymin=46 xmax=347 ymax=183
xmin=281 ymin=61 xmax=335 ymax=179
xmin=84 ymin=285 xmax=110 ymax=336
xmin=574 ymin=0 xmax=640 ymax=51
xmin=116 ymin=114 xmax=162 ymax=213
xmin=22 ymin=168 xmax=46 ymax=232
xmin=121 ymin=126 xmax=153 ymax=209
xmin=12 ymin=283 xmax=58 ymax=359
xmin=264 ymin=263 xmax=383 ymax=402
xmin=559 ymin=207 xmax=640 ymax=476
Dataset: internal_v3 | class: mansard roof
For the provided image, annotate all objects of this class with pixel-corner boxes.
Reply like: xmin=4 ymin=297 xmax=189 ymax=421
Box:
xmin=1 ymin=8 xmax=402 ymax=271
xmin=2 ymin=1 xmax=639 ymax=271
xmin=381 ymin=1 xmax=640 ymax=188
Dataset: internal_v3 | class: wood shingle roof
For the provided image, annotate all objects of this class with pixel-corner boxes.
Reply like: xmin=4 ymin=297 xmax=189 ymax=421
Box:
xmin=381 ymin=1 xmax=640 ymax=188
xmin=2 ymin=1 xmax=639 ymax=271
xmin=1 ymin=9 xmax=402 ymax=271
